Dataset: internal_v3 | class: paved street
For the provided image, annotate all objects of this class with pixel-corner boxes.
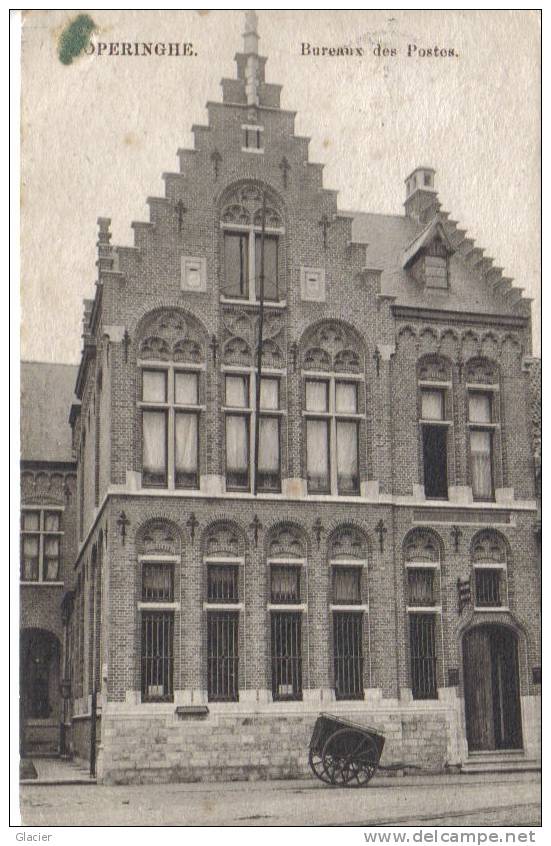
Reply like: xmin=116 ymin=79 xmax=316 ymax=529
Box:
xmin=20 ymin=771 xmax=540 ymax=827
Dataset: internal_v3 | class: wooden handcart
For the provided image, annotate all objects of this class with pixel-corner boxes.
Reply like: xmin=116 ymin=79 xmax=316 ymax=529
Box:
xmin=308 ymin=713 xmax=385 ymax=787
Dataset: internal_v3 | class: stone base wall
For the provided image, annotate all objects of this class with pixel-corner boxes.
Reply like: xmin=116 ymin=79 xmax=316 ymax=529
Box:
xmin=69 ymin=715 xmax=101 ymax=763
xmin=98 ymin=699 xmax=460 ymax=785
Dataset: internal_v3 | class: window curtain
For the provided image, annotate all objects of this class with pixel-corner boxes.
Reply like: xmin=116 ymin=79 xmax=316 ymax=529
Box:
xmin=334 ymin=568 xmax=361 ymax=603
xmin=44 ymin=536 xmax=60 ymax=581
xmin=175 ymin=412 xmax=198 ymax=483
xmin=271 ymin=567 xmax=299 ymax=602
xmin=175 ymin=372 xmax=198 ymax=405
xmin=260 ymin=378 xmax=279 ymax=409
xmin=336 ymin=383 xmax=357 ymax=413
xmin=23 ymin=512 xmax=40 ymax=531
xmin=44 ymin=512 xmax=60 ymax=532
xmin=225 ymin=376 xmax=248 ymax=408
xmin=408 ymin=569 xmax=434 ymax=606
xmin=226 ymin=415 xmax=248 ymax=475
xmin=142 ymin=370 xmax=166 ymax=403
xmin=336 ymin=420 xmax=359 ymax=492
xmin=421 ymin=390 xmax=444 ymax=420
xmin=470 ymin=430 xmax=492 ymax=498
xmin=305 ymin=381 xmax=328 ymax=412
xmin=469 ymin=393 xmax=491 ymax=423
xmin=258 ymin=417 xmax=280 ymax=473
xmin=143 ymin=411 xmax=167 ymax=480
xmin=22 ymin=536 xmax=39 ymax=581
xmin=306 ymin=419 xmax=329 ymax=490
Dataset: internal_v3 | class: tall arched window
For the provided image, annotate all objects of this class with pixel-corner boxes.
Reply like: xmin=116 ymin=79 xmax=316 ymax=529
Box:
xmin=403 ymin=529 xmax=443 ymax=700
xmin=465 ymin=358 xmax=500 ymax=501
xmin=301 ymin=321 xmax=366 ymax=496
xmin=137 ymin=309 xmax=206 ymax=490
xmin=220 ymin=183 xmax=285 ymax=303
xmin=417 ymin=355 xmax=453 ymax=500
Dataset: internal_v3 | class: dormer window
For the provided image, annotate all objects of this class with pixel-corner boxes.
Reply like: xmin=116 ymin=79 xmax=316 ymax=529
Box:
xmin=403 ymin=219 xmax=454 ymax=290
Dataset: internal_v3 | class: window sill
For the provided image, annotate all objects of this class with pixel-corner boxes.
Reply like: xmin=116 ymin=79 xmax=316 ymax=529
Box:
xmin=407 ymin=606 xmax=441 ymax=613
xmin=203 ymin=602 xmax=243 ymax=611
xmin=137 ymin=602 xmax=180 ymax=611
xmin=474 ymin=605 xmax=509 ymax=612
xmin=330 ymin=604 xmax=368 ymax=612
xmin=220 ymin=296 xmax=287 ymax=309
xmin=267 ymin=603 xmax=307 ymax=612
xmin=20 ymin=581 xmax=64 ymax=587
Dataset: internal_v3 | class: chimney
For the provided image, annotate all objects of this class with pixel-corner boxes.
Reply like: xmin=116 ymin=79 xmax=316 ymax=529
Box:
xmin=404 ymin=167 xmax=441 ymax=224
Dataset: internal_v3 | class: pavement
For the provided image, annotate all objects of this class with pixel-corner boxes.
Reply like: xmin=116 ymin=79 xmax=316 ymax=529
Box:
xmin=20 ymin=756 xmax=95 ymax=785
xmin=19 ymin=768 xmax=541 ymax=827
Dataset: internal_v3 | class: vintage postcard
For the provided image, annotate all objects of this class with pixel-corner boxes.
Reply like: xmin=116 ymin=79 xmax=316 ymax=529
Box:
xmin=16 ymin=9 xmax=541 ymax=832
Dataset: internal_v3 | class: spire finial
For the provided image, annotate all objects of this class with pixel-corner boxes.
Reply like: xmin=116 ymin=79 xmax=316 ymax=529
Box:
xmin=243 ymin=10 xmax=259 ymax=54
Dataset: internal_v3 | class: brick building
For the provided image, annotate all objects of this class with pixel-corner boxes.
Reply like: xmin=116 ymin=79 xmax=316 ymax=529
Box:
xmin=22 ymin=13 xmax=540 ymax=782
xmin=20 ymin=362 xmax=78 ymax=755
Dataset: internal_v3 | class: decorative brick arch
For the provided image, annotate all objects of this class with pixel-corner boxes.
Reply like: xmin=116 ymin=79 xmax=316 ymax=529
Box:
xmin=300 ymin=319 xmax=366 ymax=373
xmin=328 ymin=523 xmax=369 ymax=561
xmin=135 ymin=518 xmax=183 ymax=557
xmin=417 ymin=353 xmax=452 ymax=382
xmin=402 ymin=528 xmax=444 ymax=564
xmin=465 ymin=356 xmax=500 ymax=385
xmin=217 ymin=180 xmax=286 ymax=229
xmin=264 ymin=522 xmax=309 ymax=559
xmin=201 ymin=519 xmax=248 ymax=557
xmin=470 ymin=528 xmax=509 ymax=563
xmin=135 ymin=307 xmax=208 ymax=364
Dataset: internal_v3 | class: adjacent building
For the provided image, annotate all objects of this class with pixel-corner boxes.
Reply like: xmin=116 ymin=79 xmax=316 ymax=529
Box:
xmin=21 ymin=13 xmax=541 ymax=782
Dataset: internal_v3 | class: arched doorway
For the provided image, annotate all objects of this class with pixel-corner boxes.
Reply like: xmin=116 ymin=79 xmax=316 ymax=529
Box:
xmin=20 ymin=629 xmax=61 ymax=755
xmin=462 ymin=624 xmax=523 ymax=751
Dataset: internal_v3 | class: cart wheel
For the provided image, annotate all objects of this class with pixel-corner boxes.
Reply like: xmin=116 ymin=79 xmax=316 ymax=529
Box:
xmin=308 ymin=747 xmax=333 ymax=783
xmin=321 ymin=728 xmax=379 ymax=788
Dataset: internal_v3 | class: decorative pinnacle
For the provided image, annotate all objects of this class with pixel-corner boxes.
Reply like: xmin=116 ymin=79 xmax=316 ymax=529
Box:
xmin=243 ymin=10 xmax=259 ymax=54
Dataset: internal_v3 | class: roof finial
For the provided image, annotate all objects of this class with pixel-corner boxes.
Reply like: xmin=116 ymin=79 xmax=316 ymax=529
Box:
xmin=243 ymin=10 xmax=259 ymax=54
xmin=243 ymin=11 xmax=260 ymax=106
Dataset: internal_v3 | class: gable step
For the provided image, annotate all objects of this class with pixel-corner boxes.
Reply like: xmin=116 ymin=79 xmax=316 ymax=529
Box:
xmin=495 ymin=276 xmax=514 ymax=294
xmin=449 ymin=228 xmax=467 ymax=247
xmin=476 ymin=256 xmax=494 ymax=275
xmin=467 ymin=247 xmax=484 ymax=266
xmin=458 ymin=238 xmax=475 ymax=257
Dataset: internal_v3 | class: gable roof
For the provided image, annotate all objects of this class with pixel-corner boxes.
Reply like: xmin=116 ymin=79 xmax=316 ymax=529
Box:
xmin=347 ymin=211 xmax=527 ymax=314
xmin=21 ymin=362 xmax=78 ymax=463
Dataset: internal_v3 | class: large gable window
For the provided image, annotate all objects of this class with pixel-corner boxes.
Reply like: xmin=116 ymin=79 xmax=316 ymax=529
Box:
xmin=220 ymin=184 xmax=284 ymax=303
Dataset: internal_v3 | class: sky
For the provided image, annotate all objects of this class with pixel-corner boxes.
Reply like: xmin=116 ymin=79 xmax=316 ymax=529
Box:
xmin=20 ymin=9 xmax=541 ymax=363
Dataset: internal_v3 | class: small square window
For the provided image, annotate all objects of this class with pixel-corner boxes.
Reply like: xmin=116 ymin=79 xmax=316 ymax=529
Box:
xmin=142 ymin=370 xmax=167 ymax=403
xmin=271 ymin=566 xmax=300 ymax=604
xmin=207 ymin=565 xmax=239 ymax=603
xmin=421 ymin=389 xmax=445 ymax=421
xmin=305 ymin=380 xmax=328 ymax=412
xmin=333 ymin=567 xmax=362 ymax=604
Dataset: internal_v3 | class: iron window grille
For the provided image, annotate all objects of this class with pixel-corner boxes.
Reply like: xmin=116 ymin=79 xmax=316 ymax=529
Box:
xmin=474 ymin=568 xmax=502 ymax=607
xmin=20 ymin=509 xmax=63 ymax=583
xmin=140 ymin=367 xmax=201 ymax=490
xmin=207 ymin=611 xmax=239 ymax=701
xmin=142 ymin=562 xmax=174 ymax=602
xmin=271 ymin=612 xmax=302 ymax=700
xmin=407 ymin=568 xmax=435 ymax=607
xmin=333 ymin=567 xmax=362 ymax=605
xmin=207 ymin=565 xmax=239 ymax=604
xmin=333 ymin=611 xmax=364 ymax=700
xmin=270 ymin=565 xmax=301 ymax=604
xmin=141 ymin=611 xmax=174 ymax=701
xmin=409 ymin=613 xmax=437 ymax=699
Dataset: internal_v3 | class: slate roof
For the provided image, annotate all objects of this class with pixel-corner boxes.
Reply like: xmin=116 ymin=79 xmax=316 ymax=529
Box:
xmin=21 ymin=362 xmax=78 ymax=463
xmin=348 ymin=211 xmax=526 ymax=314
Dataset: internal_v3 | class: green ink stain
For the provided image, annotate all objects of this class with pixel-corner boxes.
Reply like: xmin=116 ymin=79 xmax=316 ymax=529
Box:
xmin=58 ymin=14 xmax=96 ymax=65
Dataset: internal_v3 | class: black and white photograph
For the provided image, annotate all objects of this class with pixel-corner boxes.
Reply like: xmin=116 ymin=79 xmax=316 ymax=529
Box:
xmin=14 ymin=8 xmax=541 ymax=833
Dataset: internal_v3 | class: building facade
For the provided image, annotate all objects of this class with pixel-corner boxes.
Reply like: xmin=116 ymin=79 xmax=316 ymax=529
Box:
xmin=22 ymin=14 xmax=541 ymax=783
